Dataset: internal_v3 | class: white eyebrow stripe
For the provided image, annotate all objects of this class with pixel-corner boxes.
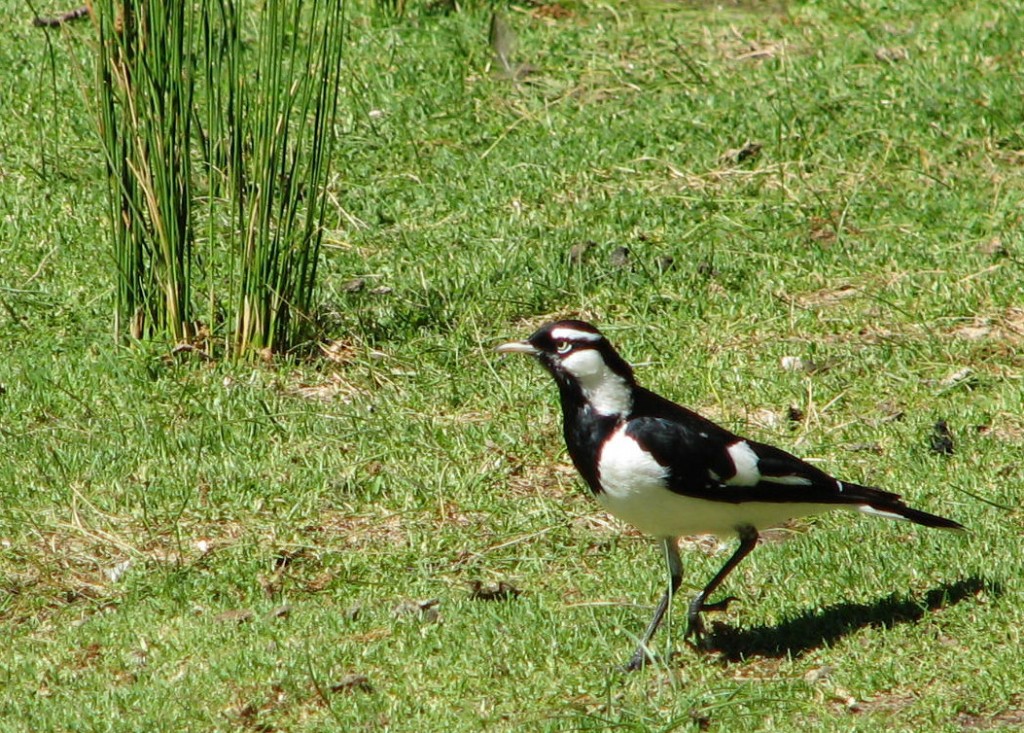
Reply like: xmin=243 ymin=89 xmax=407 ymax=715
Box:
xmin=550 ymin=327 xmax=602 ymax=342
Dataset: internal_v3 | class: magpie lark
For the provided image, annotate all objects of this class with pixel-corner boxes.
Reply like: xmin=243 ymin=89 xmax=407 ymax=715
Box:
xmin=497 ymin=320 xmax=964 ymax=671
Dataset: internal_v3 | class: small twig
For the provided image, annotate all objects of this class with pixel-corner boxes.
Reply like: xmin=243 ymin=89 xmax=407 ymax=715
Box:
xmin=170 ymin=343 xmax=212 ymax=361
xmin=32 ymin=5 xmax=90 ymax=28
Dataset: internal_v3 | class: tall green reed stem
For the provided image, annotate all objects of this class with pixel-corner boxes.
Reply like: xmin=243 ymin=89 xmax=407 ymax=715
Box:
xmin=95 ymin=0 xmax=345 ymax=355
xmin=97 ymin=1 xmax=195 ymax=342
xmin=228 ymin=0 xmax=345 ymax=356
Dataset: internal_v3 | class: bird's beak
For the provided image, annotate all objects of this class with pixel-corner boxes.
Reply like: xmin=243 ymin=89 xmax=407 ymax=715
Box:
xmin=495 ymin=340 xmax=539 ymax=355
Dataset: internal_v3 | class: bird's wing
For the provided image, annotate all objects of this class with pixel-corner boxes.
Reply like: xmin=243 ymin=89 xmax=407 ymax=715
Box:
xmin=624 ymin=410 xmax=893 ymax=506
xmin=624 ymin=389 xmax=962 ymax=528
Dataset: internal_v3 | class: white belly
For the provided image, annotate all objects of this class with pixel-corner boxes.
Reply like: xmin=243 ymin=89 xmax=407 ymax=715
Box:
xmin=596 ymin=427 xmax=834 ymax=538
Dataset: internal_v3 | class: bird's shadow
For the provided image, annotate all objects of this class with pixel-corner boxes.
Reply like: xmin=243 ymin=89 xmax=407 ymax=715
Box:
xmin=701 ymin=576 xmax=1000 ymax=662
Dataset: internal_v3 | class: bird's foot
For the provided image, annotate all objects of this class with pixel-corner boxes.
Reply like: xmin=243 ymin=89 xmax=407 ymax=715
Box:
xmin=623 ymin=595 xmax=742 ymax=668
xmin=685 ymin=595 xmax=739 ymax=650
xmin=621 ymin=648 xmax=653 ymax=673
xmin=699 ymin=595 xmax=739 ymax=615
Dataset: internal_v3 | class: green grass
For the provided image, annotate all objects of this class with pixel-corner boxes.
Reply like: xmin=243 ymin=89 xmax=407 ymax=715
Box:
xmin=2 ymin=0 xmax=1023 ymax=730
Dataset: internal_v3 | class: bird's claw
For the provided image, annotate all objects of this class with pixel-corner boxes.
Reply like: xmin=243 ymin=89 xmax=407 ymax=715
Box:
xmin=700 ymin=595 xmax=739 ymax=614
xmin=621 ymin=650 xmax=652 ymax=672
xmin=685 ymin=595 xmax=740 ymax=648
xmin=622 ymin=595 xmax=744 ymax=668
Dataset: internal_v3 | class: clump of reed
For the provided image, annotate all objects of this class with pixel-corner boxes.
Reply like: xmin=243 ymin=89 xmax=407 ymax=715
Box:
xmin=95 ymin=0 xmax=345 ymax=356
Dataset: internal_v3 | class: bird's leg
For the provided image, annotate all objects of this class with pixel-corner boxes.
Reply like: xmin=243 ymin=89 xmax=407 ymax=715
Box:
xmin=686 ymin=526 xmax=759 ymax=646
xmin=624 ymin=537 xmax=682 ymax=671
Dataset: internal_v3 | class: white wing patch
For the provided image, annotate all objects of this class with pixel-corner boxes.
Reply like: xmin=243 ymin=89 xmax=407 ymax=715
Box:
xmin=857 ymin=505 xmax=907 ymax=521
xmin=725 ymin=441 xmax=761 ymax=486
xmin=760 ymin=474 xmax=813 ymax=486
xmin=724 ymin=440 xmax=813 ymax=487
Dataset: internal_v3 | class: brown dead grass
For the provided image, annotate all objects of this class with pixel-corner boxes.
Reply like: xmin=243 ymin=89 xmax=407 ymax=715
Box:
xmin=504 ymin=309 xmax=604 ymax=335
xmin=1 ymin=506 xmax=260 ymax=628
xmin=787 ymin=283 xmax=861 ymax=310
xmin=504 ymin=460 xmax=577 ymax=501
xmin=306 ymin=510 xmax=416 ymax=550
xmin=306 ymin=502 xmax=493 ymax=553
xmin=703 ymin=23 xmax=790 ymax=64
xmin=850 ymin=689 xmax=919 ymax=716
xmin=947 ymin=307 xmax=1024 ymax=346
xmin=957 ymin=694 xmax=1024 ymax=731
xmin=976 ymin=413 xmax=1024 ymax=445
xmin=727 ymin=655 xmax=786 ymax=681
xmin=280 ymin=371 xmax=368 ymax=403
xmin=528 ymin=3 xmax=574 ymax=21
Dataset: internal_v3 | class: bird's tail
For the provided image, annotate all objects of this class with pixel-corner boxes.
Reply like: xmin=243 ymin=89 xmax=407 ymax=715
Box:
xmin=851 ymin=484 xmax=964 ymax=530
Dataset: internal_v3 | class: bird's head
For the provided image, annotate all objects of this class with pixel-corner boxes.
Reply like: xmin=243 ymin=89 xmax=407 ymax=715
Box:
xmin=496 ymin=320 xmax=635 ymax=416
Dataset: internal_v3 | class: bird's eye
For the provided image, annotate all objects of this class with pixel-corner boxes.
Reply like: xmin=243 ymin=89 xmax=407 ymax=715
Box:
xmin=555 ymin=341 xmax=572 ymax=354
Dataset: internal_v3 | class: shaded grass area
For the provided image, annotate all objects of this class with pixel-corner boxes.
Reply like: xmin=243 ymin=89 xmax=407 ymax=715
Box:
xmin=2 ymin=1 xmax=1023 ymax=730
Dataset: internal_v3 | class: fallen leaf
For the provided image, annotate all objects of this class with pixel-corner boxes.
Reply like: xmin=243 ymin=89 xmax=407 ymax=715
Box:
xmin=393 ymin=598 xmax=441 ymax=623
xmin=929 ymin=420 xmax=955 ymax=455
xmin=104 ymin=560 xmax=132 ymax=583
xmin=469 ymin=580 xmax=521 ymax=601
xmin=331 ymin=674 xmax=373 ymax=694
xmin=720 ymin=141 xmax=762 ymax=164
xmin=609 ymin=246 xmax=631 ymax=269
xmin=875 ymin=46 xmax=909 ymax=63
xmin=215 ymin=609 xmax=255 ymax=624
xmin=804 ymin=664 xmax=835 ymax=684
xmin=568 ymin=241 xmax=594 ymax=265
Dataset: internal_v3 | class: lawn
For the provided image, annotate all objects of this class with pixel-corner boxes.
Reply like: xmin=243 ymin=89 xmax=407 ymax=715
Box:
xmin=1 ymin=0 xmax=1022 ymax=730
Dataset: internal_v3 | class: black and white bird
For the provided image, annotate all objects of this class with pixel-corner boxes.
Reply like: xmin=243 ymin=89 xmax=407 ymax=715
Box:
xmin=496 ymin=319 xmax=963 ymax=670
